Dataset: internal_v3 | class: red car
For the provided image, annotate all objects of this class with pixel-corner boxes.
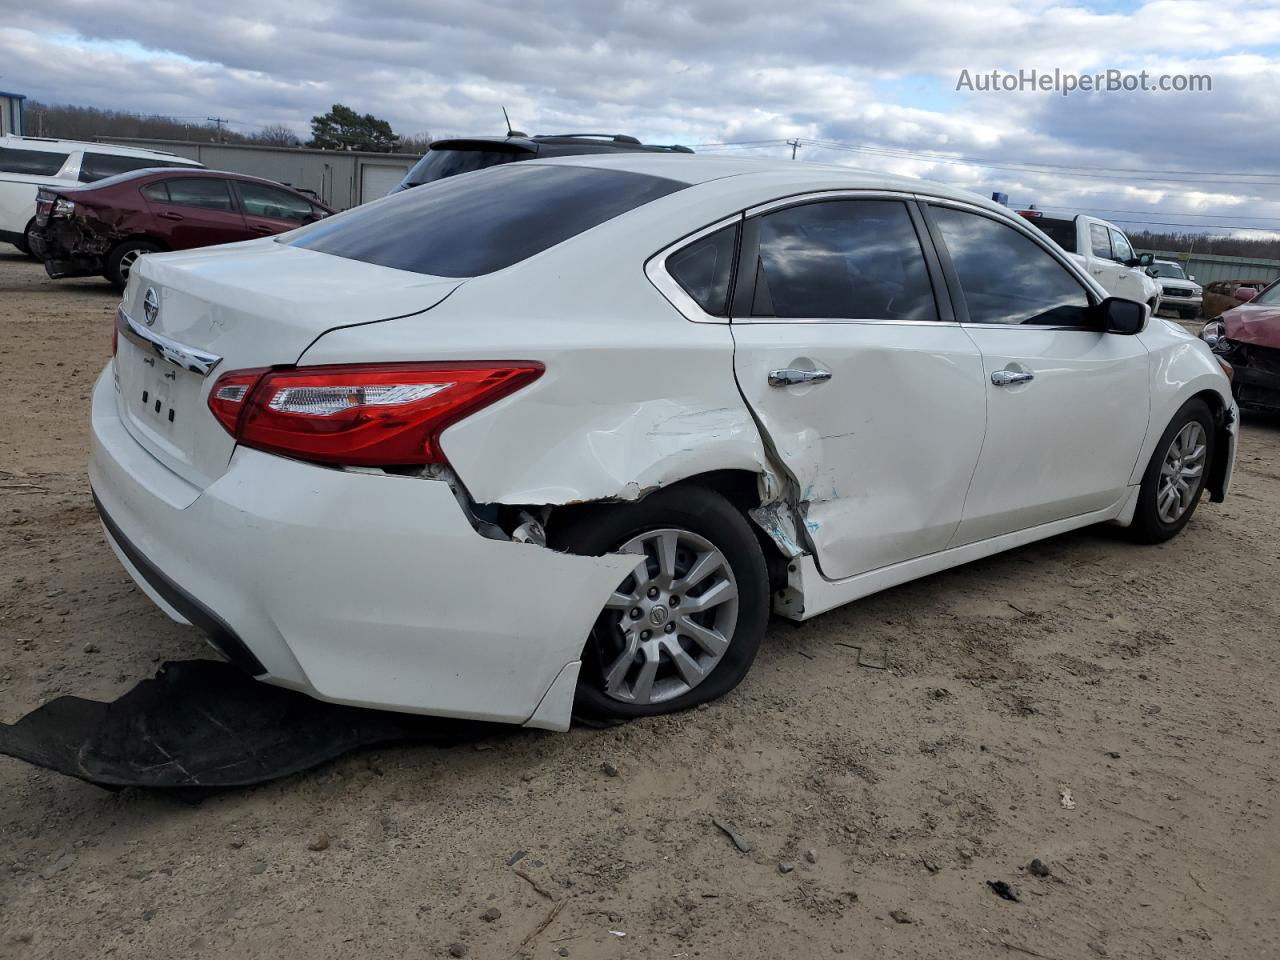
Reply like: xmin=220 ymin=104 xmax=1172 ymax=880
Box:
xmin=1200 ymin=278 xmax=1280 ymax=412
xmin=29 ymin=168 xmax=334 ymax=289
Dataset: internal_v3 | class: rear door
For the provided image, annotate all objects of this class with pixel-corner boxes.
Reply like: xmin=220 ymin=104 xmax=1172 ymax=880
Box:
xmin=728 ymin=195 xmax=988 ymax=580
xmin=923 ymin=202 xmax=1149 ymax=543
xmin=141 ymin=177 xmax=248 ymax=248
xmin=233 ymin=180 xmax=320 ymax=237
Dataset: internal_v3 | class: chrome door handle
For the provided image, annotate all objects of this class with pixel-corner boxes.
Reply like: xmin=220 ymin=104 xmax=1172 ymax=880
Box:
xmin=768 ymin=368 xmax=832 ymax=387
xmin=991 ymin=370 xmax=1034 ymax=386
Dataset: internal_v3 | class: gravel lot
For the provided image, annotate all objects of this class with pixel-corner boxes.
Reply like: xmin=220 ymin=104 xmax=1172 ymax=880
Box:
xmin=1 ymin=250 xmax=1277 ymax=959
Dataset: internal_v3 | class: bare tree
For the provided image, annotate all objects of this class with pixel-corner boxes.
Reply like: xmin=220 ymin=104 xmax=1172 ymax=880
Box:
xmin=254 ymin=124 xmax=302 ymax=147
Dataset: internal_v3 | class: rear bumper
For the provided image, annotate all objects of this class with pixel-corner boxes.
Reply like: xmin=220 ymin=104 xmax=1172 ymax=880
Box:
xmin=27 ymin=223 xmax=104 ymax=279
xmin=88 ymin=365 xmax=635 ymax=730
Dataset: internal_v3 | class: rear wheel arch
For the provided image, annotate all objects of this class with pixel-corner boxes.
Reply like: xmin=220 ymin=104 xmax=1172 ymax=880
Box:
xmin=545 ymin=468 xmax=791 ymax=591
xmin=105 ymin=237 xmax=167 ymax=290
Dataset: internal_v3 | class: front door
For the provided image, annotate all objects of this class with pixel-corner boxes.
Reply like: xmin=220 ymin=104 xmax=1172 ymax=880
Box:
xmin=234 ymin=180 xmax=320 ymax=238
xmin=142 ymin=177 xmax=247 ymax=249
xmin=728 ymin=196 xmax=988 ymax=581
xmin=924 ymin=203 xmax=1150 ymax=544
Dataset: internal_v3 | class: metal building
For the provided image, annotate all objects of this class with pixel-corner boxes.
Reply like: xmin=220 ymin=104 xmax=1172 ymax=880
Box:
xmin=98 ymin=137 xmax=418 ymax=210
xmin=0 ymin=91 xmax=25 ymax=136
xmin=1137 ymin=249 xmax=1280 ymax=285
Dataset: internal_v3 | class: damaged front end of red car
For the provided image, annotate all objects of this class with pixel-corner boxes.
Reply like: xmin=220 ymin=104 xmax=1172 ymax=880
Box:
xmin=1201 ymin=290 xmax=1280 ymax=413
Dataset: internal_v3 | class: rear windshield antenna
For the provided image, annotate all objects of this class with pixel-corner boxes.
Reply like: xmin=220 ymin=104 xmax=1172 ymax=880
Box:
xmin=503 ymin=106 xmax=514 ymax=137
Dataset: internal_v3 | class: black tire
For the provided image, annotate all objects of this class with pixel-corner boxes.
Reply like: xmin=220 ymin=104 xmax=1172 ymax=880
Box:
xmin=550 ymin=485 xmax=770 ymax=720
xmin=105 ymin=239 xmax=163 ymax=291
xmin=15 ymin=218 xmax=38 ymax=258
xmin=1128 ymin=398 xmax=1215 ymax=544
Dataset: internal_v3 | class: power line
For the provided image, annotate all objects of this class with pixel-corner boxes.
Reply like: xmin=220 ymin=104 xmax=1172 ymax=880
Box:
xmin=694 ymin=136 xmax=1280 ymax=188
xmin=794 ymin=139 xmax=1280 ymax=188
xmin=1029 ymin=205 xmax=1280 ymax=222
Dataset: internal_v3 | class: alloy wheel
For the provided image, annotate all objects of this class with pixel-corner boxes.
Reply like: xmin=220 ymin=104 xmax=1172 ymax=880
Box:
xmin=596 ymin=527 xmax=739 ymax=705
xmin=1156 ymin=421 xmax=1207 ymax=523
xmin=118 ymin=249 xmax=144 ymax=283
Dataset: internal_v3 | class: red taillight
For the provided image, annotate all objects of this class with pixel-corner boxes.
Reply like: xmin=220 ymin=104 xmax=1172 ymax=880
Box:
xmin=208 ymin=362 xmax=543 ymax=466
xmin=208 ymin=368 xmax=269 ymax=435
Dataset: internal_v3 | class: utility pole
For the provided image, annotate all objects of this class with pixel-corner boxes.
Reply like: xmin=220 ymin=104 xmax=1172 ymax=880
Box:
xmin=786 ymin=138 xmax=802 ymax=160
xmin=207 ymin=117 xmax=228 ymax=143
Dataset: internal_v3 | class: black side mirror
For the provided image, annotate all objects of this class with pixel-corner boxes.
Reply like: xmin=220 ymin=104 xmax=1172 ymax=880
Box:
xmin=1126 ymin=253 xmax=1154 ymax=268
xmin=1098 ymin=297 xmax=1145 ymax=335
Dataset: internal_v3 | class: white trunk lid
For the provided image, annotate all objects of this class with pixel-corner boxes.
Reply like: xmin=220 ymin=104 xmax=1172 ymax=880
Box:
xmin=115 ymin=239 xmax=461 ymax=490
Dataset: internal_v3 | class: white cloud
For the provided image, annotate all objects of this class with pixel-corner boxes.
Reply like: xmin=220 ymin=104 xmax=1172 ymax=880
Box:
xmin=2 ymin=1 xmax=1279 ymax=234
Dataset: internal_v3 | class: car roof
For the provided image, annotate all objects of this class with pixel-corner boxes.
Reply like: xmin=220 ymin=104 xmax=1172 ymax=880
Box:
xmin=523 ymin=152 xmax=1009 ymax=210
xmin=429 ymin=134 xmax=692 ymax=155
xmin=0 ymin=134 xmax=201 ymax=163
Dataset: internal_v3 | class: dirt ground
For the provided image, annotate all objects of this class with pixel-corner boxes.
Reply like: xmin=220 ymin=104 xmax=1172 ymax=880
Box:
xmin=1 ymin=249 xmax=1277 ymax=960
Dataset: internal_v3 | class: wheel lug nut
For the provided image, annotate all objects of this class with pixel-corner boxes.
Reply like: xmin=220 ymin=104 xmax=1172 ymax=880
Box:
xmin=647 ymin=586 xmax=660 ymax=599
xmin=669 ymin=596 xmax=680 ymax=607
xmin=664 ymin=623 xmax=674 ymax=633
xmin=640 ymin=630 xmax=651 ymax=640
xmin=629 ymin=608 xmax=642 ymax=619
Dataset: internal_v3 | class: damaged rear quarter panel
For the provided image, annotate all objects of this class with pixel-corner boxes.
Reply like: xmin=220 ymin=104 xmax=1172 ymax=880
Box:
xmin=298 ymin=195 xmax=777 ymax=508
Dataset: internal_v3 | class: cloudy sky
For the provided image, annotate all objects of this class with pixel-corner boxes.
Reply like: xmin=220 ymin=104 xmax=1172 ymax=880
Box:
xmin=3 ymin=0 xmax=1279 ymax=237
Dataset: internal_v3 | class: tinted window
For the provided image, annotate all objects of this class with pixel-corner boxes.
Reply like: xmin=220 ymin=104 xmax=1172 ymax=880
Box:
xmin=666 ymin=223 xmax=738 ymax=316
xmin=1109 ymin=229 xmax=1134 ymax=262
xmin=402 ymin=148 xmax=522 ymax=188
xmin=750 ymin=200 xmax=938 ymax=321
xmin=158 ymin=178 xmax=235 ymax=211
xmin=1028 ymin=217 xmax=1076 ymax=253
xmin=0 ymin=147 xmax=68 ymax=176
xmin=142 ymin=182 xmax=170 ymax=202
xmin=80 ymin=153 xmax=184 ymax=183
xmin=238 ymin=181 xmax=314 ymax=222
xmin=1089 ymin=223 xmax=1112 ymax=258
xmin=291 ymin=164 xmax=686 ymax=278
xmin=1151 ymin=262 xmax=1185 ymax=279
xmin=932 ymin=206 xmax=1091 ymax=326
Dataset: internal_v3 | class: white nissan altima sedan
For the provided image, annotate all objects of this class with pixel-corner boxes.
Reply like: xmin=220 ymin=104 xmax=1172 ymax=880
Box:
xmin=91 ymin=154 xmax=1237 ymax=730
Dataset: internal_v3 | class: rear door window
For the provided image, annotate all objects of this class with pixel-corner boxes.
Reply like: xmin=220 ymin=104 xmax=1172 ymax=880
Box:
xmin=748 ymin=199 xmax=938 ymax=321
xmin=0 ymin=147 xmax=69 ymax=176
xmin=666 ymin=223 xmax=738 ymax=316
xmin=290 ymin=164 xmax=687 ymax=277
xmin=155 ymin=178 xmax=235 ymax=211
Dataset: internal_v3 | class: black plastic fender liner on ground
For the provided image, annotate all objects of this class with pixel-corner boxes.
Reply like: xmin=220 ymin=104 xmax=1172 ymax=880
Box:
xmin=0 ymin=660 xmax=492 ymax=790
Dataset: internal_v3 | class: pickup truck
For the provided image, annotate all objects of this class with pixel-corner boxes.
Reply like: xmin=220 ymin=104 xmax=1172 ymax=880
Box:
xmin=1017 ymin=210 xmax=1163 ymax=314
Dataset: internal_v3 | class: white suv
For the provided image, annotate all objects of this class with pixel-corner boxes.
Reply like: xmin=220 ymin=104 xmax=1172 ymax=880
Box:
xmin=0 ymin=136 xmax=202 ymax=253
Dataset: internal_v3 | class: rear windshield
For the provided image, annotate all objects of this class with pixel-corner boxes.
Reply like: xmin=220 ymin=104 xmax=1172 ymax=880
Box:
xmin=401 ymin=147 xmax=524 ymax=188
xmin=1028 ymin=216 xmax=1077 ymax=253
xmin=289 ymin=163 xmax=687 ymax=278
xmin=1150 ymin=262 xmax=1186 ymax=279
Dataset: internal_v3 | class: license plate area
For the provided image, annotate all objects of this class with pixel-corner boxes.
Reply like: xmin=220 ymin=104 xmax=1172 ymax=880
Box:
xmin=117 ymin=340 xmax=206 ymax=460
